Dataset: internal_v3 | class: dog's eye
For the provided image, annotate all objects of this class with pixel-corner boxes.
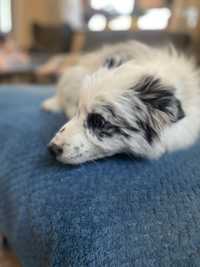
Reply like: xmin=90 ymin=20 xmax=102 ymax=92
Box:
xmin=87 ymin=113 xmax=106 ymax=129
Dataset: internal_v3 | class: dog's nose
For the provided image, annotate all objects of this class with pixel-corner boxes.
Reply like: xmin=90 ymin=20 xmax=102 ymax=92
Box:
xmin=48 ymin=143 xmax=63 ymax=157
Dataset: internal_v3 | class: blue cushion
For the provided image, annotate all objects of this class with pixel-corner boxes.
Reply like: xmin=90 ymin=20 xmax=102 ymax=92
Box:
xmin=0 ymin=85 xmax=200 ymax=267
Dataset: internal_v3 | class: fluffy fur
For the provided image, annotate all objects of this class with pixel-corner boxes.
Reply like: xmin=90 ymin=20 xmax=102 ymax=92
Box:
xmin=42 ymin=41 xmax=151 ymax=117
xmin=43 ymin=41 xmax=200 ymax=164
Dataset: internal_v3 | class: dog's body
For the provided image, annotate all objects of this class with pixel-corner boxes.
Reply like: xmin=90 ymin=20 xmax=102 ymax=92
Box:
xmin=43 ymin=41 xmax=200 ymax=164
xmin=42 ymin=41 xmax=151 ymax=118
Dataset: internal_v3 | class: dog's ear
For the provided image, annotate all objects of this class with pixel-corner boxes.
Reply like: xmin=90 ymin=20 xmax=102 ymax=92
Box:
xmin=134 ymin=75 xmax=185 ymax=124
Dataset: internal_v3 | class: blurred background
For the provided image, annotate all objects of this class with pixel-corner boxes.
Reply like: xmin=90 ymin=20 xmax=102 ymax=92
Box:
xmin=0 ymin=0 xmax=200 ymax=83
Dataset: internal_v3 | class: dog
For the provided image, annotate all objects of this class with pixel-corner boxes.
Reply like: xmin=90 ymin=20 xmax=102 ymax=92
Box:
xmin=43 ymin=41 xmax=200 ymax=164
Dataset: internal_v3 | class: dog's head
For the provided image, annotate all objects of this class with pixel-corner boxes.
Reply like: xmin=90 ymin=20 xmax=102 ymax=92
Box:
xmin=49 ymin=65 xmax=185 ymax=164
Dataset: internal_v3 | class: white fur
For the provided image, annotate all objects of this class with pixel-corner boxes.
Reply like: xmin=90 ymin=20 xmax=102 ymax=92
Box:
xmin=43 ymin=41 xmax=152 ymax=118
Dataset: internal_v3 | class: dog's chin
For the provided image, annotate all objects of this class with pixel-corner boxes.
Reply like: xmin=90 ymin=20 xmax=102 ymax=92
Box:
xmin=56 ymin=155 xmax=88 ymax=165
xmin=56 ymin=151 xmax=114 ymax=165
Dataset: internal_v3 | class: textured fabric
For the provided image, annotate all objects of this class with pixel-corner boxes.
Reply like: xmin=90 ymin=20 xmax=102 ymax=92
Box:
xmin=0 ymin=85 xmax=200 ymax=267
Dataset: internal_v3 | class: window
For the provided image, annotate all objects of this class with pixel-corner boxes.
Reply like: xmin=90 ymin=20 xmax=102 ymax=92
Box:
xmin=138 ymin=8 xmax=171 ymax=30
xmin=0 ymin=0 xmax=12 ymax=33
xmin=88 ymin=0 xmax=135 ymax=31
xmin=87 ymin=0 xmax=172 ymax=31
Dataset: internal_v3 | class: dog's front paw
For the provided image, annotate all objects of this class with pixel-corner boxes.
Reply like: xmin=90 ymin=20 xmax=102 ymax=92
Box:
xmin=42 ymin=97 xmax=61 ymax=113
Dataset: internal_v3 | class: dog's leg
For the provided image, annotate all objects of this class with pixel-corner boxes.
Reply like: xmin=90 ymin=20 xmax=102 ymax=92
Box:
xmin=42 ymin=96 xmax=62 ymax=113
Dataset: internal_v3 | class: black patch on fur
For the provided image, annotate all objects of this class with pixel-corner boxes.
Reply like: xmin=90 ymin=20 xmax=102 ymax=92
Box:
xmin=133 ymin=75 xmax=185 ymax=123
xmin=103 ymin=104 xmax=117 ymax=118
xmin=87 ymin=113 xmax=122 ymax=139
xmin=104 ymin=57 xmax=123 ymax=69
xmin=136 ymin=119 xmax=158 ymax=144
xmin=87 ymin=112 xmax=139 ymax=140
xmin=126 ymin=75 xmax=186 ymax=144
xmin=87 ymin=113 xmax=106 ymax=130
xmin=134 ymin=104 xmax=143 ymax=112
xmin=173 ymin=99 xmax=185 ymax=121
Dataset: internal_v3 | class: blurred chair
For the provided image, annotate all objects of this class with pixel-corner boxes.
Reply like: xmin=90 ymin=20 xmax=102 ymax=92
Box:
xmin=83 ymin=30 xmax=191 ymax=51
xmin=30 ymin=23 xmax=74 ymax=54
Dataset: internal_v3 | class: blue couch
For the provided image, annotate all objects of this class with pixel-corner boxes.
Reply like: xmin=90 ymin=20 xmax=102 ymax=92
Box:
xmin=0 ymin=85 xmax=200 ymax=267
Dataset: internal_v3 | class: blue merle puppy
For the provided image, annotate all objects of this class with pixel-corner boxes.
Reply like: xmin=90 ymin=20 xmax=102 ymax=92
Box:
xmin=44 ymin=41 xmax=200 ymax=164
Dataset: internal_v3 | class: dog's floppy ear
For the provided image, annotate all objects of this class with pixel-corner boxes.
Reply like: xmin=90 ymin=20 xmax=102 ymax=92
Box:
xmin=134 ymin=75 xmax=185 ymax=124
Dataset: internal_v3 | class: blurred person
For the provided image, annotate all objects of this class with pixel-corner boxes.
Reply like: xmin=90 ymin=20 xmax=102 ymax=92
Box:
xmin=62 ymin=0 xmax=84 ymax=31
xmin=0 ymin=33 xmax=29 ymax=71
xmin=36 ymin=0 xmax=86 ymax=77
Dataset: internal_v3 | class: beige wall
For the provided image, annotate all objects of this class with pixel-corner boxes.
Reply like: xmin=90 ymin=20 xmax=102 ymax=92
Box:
xmin=12 ymin=0 xmax=65 ymax=48
xmin=169 ymin=0 xmax=200 ymax=39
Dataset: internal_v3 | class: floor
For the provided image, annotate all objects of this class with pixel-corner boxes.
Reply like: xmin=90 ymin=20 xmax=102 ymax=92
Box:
xmin=0 ymin=247 xmax=21 ymax=267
